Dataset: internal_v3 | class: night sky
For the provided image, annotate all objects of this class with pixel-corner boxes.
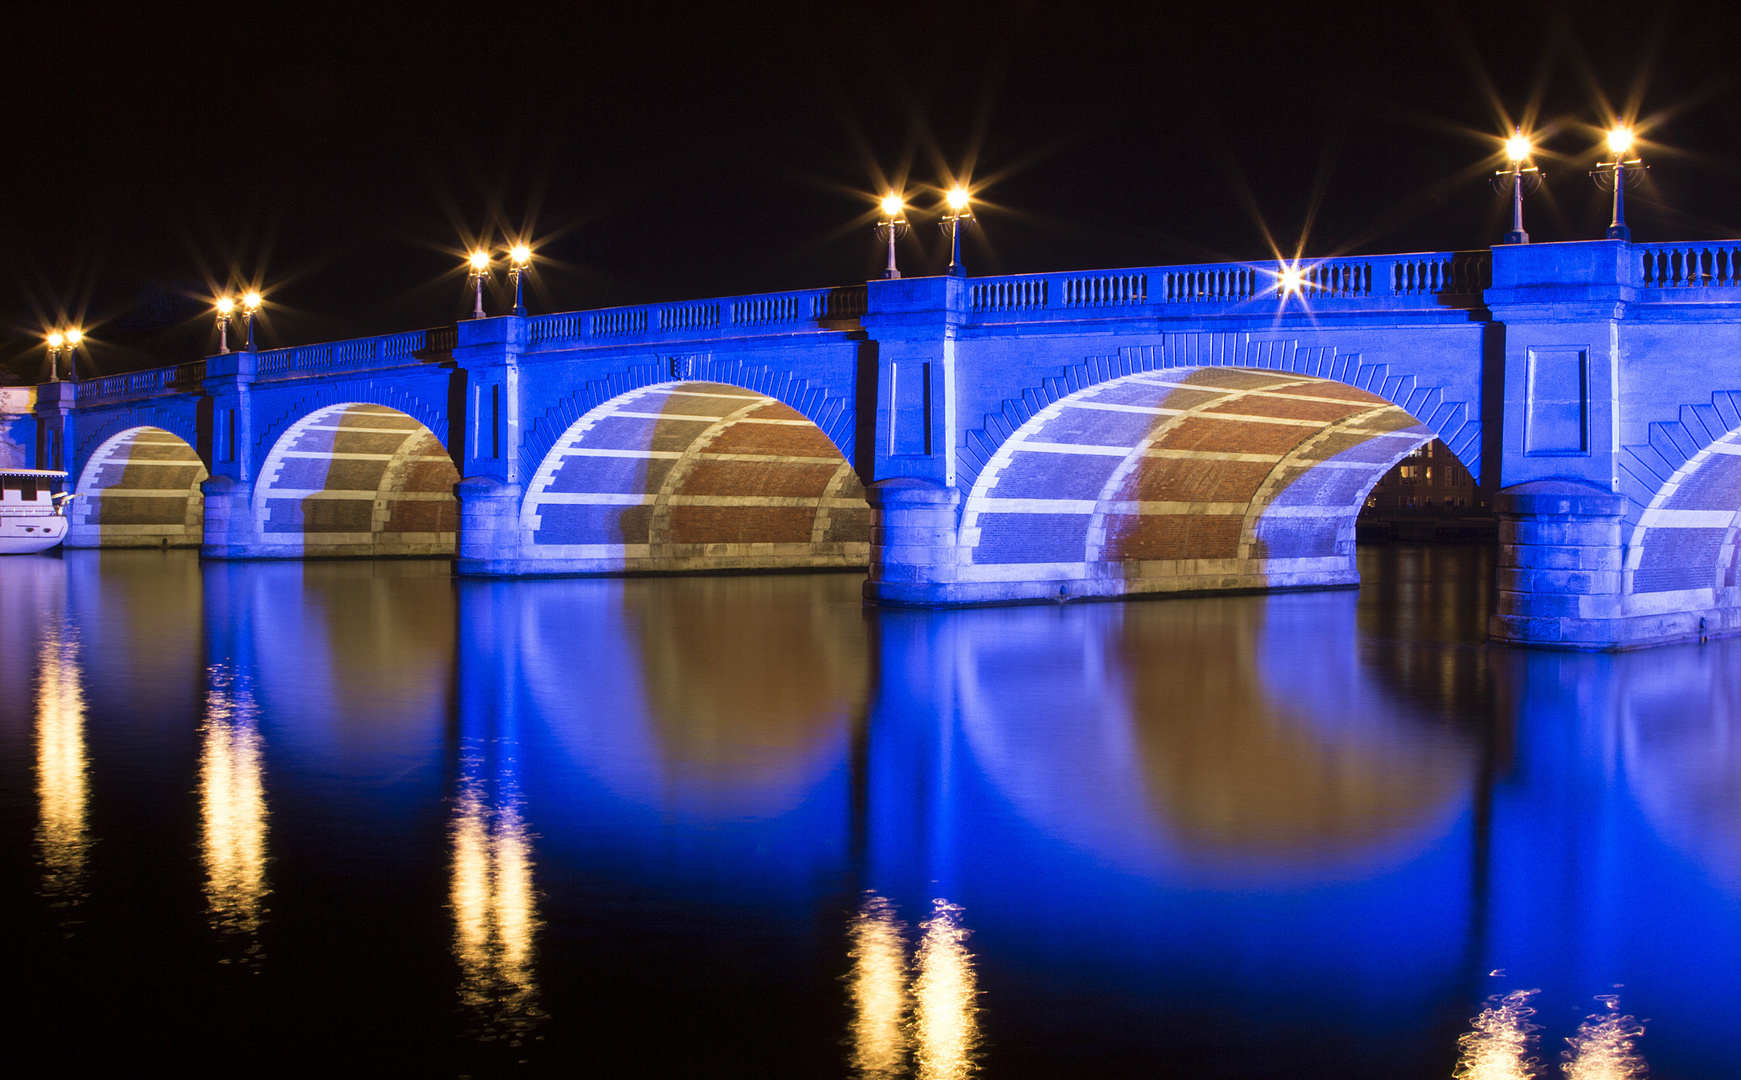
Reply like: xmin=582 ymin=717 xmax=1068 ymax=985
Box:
xmin=4 ymin=1 xmax=1738 ymax=382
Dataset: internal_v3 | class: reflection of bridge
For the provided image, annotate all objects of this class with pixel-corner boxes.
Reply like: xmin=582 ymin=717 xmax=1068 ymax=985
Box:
xmin=10 ymin=239 xmax=1741 ymax=648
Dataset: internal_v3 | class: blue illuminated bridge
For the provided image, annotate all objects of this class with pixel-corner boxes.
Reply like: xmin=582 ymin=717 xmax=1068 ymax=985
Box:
xmin=11 ymin=238 xmax=1741 ymax=650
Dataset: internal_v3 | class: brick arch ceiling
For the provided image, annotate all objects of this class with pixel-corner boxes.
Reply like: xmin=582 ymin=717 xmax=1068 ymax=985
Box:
xmin=962 ymin=367 xmax=1433 ymax=570
xmin=520 ymin=381 xmax=869 ymax=561
xmin=252 ymin=402 xmax=457 ymax=543
xmin=1625 ymin=425 xmax=1741 ymax=596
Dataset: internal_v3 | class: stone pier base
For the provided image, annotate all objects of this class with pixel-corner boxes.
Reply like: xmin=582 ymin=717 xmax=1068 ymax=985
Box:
xmin=1487 ymin=479 xmax=1730 ymax=650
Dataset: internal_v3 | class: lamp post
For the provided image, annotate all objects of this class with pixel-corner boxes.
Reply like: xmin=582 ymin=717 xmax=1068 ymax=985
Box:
xmin=45 ymin=331 xmax=63 ymax=383
xmin=941 ymin=186 xmax=973 ymax=277
xmin=509 ymin=244 xmax=531 ymax=316
xmin=64 ymin=328 xmax=82 ymax=382
xmin=877 ymin=193 xmax=908 ymax=279
xmin=216 ymin=296 xmax=235 ymax=353
xmin=242 ymin=291 xmax=262 ymax=350
xmin=1590 ymin=126 xmax=1646 ymax=241
xmin=1494 ymin=128 xmax=1542 ymax=244
xmin=468 ymin=250 xmax=491 ymax=319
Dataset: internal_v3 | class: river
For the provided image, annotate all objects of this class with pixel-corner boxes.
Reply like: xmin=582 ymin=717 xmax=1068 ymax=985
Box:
xmin=1 ymin=545 xmax=1733 ymax=1078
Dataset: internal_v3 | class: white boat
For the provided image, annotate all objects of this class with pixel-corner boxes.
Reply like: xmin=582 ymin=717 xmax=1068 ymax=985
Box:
xmin=0 ymin=468 xmax=73 ymax=554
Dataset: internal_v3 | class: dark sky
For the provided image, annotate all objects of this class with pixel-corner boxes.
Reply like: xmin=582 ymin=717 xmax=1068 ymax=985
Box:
xmin=3 ymin=0 xmax=1737 ymax=382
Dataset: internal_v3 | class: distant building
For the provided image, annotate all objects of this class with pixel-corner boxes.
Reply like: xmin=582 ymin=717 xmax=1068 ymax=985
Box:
xmin=1357 ymin=441 xmax=1495 ymax=541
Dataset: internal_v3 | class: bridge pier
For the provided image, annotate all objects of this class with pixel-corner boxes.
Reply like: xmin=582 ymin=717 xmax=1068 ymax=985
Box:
xmin=864 ymin=478 xmax=961 ymax=604
xmin=454 ymin=477 xmax=523 ymax=576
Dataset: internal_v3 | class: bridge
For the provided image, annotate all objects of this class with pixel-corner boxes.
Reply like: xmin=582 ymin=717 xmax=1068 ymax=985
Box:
xmin=5 ymin=237 xmax=1741 ymax=650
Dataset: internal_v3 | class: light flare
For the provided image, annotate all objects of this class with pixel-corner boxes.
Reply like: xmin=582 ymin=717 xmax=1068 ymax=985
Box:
xmin=880 ymin=193 xmax=904 ymax=219
xmin=64 ymin=328 xmax=82 ymax=346
xmin=216 ymin=296 xmax=235 ymax=315
xmin=509 ymin=243 xmax=532 ymax=267
xmin=45 ymin=332 xmax=63 ymax=348
xmin=945 ymin=187 xmax=971 ymax=213
xmin=243 ymin=291 xmax=262 ymax=313
xmin=1606 ymin=127 xmax=1636 ymax=156
xmin=1505 ymin=134 xmax=1532 ymax=162
xmin=1278 ymin=264 xmax=1306 ymax=295
xmin=469 ymin=249 xmax=490 ymax=272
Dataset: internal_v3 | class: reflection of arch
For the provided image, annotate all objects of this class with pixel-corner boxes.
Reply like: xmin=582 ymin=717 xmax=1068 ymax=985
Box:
xmin=520 ymin=381 xmax=868 ymax=573
xmin=957 ymin=592 xmax=1474 ymax=884
xmin=252 ymin=403 xmax=458 ymax=557
xmin=1622 ymin=642 xmax=1741 ymax=895
xmin=521 ymin=574 xmax=866 ymax=820
xmin=67 ymin=426 xmax=207 ymax=548
xmin=958 ymin=367 xmax=1432 ymax=596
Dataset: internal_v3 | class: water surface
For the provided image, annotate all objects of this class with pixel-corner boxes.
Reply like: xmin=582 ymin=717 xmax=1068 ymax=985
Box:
xmin=2 ymin=546 xmax=1736 ymax=1078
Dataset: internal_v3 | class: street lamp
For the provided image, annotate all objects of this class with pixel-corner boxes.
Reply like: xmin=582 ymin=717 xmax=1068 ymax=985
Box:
xmin=242 ymin=291 xmax=262 ymax=350
xmin=1590 ymin=126 xmax=1646 ymax=241
xmin=1493 ymin=128 xmax=1542 ymax=245
xmin=509 ymin=243 xmax=532 ymax=316
xmin=215 ymin=295 xmax=235 ymax=353
xmin=45 ymin=331 xmax=63 ymax=383
xmin=65 ymin=328 xmax=82 ymax=381
xmin=877 ymin=192 xmax=908 ymax=280
xmin=467 ymin=249 xmax=491 ymax=319
xmin=941 ymin=186 xmax=974 ymax=277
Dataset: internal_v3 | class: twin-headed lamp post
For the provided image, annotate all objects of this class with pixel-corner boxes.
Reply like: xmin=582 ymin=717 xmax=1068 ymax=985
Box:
xmin=211 ymin=292 xmax=259 ymax=352
xmin=43 ymin=328 xmax=82 ymax=382
xmin=462 ymin=243 xmax=532 ymax=317
xmin=875 ymin=186 xmax=971 ymax=277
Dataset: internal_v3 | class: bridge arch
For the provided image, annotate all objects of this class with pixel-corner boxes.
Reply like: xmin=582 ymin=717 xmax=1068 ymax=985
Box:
xmin=518 ymin=381 xmax=869 ymax=573
xmin=251 ymin=402 xmax=459 ymax=557
xmin=955 ymin=366 xmax=1433 ymax=599
xmin=66 ymin=426 xmax=207 ymax=548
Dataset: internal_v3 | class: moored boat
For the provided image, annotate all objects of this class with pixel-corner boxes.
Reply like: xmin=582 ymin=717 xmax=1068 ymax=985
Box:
xmin=0 ymin=468 xmax=73 ymax=554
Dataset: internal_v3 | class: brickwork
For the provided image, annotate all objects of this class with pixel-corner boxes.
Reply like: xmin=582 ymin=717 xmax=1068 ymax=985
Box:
xmin=66 ymin=426 xmax=207 ymax=548
xmin=251 ymin=403 xmax=459 ymax=557
xmin=518 ymin=381 xmax=869 ymax=573
xmin=949 ymin=368 xmax=1431 ymax=601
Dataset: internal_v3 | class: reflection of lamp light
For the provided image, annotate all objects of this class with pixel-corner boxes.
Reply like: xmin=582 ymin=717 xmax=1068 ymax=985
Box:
xmin=1278 ymin=265 xmax=1305 ymax=295
xmin=941 ymin=186 xmax=974 ymax=278
xmin=451 ymin=772 xmax=540 ymax=1039
xmin=36 ymin=624 xmax=89 ymax=904
xmin=199 ymin=668 xmax=269 ymax=946
xmin=913 ymin=900 xmax=980 ymax=1079
xmin=848 ymin=895 xmax=910 ymax=1075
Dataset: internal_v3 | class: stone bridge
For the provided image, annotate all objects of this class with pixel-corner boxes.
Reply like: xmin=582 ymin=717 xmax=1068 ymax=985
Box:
xmin=10 ymin=237 xmax=1741 ymax=650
